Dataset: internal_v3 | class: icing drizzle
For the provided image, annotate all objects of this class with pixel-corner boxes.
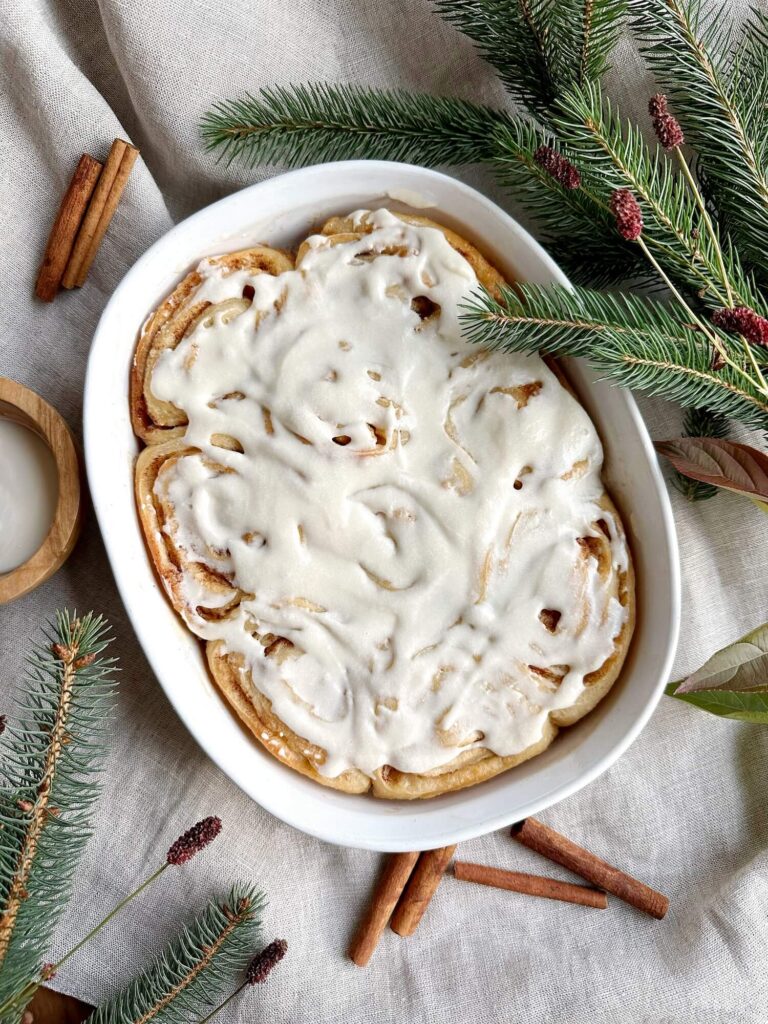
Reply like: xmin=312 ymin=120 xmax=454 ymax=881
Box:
xmin=149 ymin=210 xmax=629 ymax=778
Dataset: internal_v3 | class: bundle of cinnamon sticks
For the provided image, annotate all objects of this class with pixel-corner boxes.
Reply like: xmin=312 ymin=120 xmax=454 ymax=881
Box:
xmin=35 ymin=139 xmax=140 ymax=302
xmin=349 ymin=817 xmax=669 ymax=967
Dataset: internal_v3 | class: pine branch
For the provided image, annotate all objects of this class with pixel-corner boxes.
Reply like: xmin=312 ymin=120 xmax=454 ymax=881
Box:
xmin=433 ymin=0 xmax=560 ymax=124
xmin=491 ymin=120 xmax=645 ymax=284
xmin=86 ymin=886 xmax=262 ymax=1024
xmin=673 ymin=406 xmax=730 ymax=500
xmin=551 ymin=0 xmax=627 ymax=87
xmin=0 ymin=613 xmax=117 ymax=1015
xmin=201 ymin=83 xmax=515 ymax=168
xmin=553 ymin=80 xmax=766 ymax=313
xmin=629 ymin=0 xmax=768 ymax=280
xmin=461 ymin=282 xmax=768 ymax=429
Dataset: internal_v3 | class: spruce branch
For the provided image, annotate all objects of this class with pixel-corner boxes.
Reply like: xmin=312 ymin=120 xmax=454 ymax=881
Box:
xmin=433 ymin=0 xmax=560 ymax=124
xmin=200 ymin=84 xmax=644 ymax=285
xmin=0 ymin=612 xmax=117 ymax=1017
xmin=86 ymin=886 xmax=262 ymax=1024
xmin=461 ymin=283 xmax=768 ymax=429
xmin=491 ymin=120 xmax=645 ymax=284
xmin=198 ymin=939 xmax=287 ymax=1024
xmin=550 ymin=0 xmax=627 ymax=88
xmin=553 ymin=81 xmax=765 ymax=312
xmin=201 ymin=84 xmax=514 ymax=168
xmin=629 ymin=0 xmax=768 ymax=278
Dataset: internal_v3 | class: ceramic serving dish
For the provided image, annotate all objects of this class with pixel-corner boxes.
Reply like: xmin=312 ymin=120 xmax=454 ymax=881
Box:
xmin=84 ymin=161 xmax=680 ymax=851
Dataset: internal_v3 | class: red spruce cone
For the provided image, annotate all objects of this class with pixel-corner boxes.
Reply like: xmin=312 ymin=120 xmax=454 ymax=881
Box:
xmin=711 ymin=306 xmax=768 ymax=348
xmin=653 ymin=112 xmax=684 ymax=149
xmin=610 ymin=189 xmax=643 ymax=240
xmin=247 ymin=939 xmax=288 ymax=984
xmin=648 ymin=93 xmax=668 ymax=118
xmin=166 ymin=816 xmax=222 ymax=865
xmin=533 ymin=146 xmax=581 ymax=189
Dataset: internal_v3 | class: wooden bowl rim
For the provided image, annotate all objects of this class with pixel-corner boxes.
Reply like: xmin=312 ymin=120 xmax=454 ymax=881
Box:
xmin=0 ymin=377 xmax=82 ymax=604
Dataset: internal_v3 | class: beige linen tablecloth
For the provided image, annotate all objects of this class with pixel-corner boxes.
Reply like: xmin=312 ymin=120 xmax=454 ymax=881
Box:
xmin=1 ymin=2 xmax=767 ymax=1020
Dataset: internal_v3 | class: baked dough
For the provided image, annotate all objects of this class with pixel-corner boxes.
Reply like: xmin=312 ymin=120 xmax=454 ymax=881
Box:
xmin=132 ymin=210 xmax=635 ymax=799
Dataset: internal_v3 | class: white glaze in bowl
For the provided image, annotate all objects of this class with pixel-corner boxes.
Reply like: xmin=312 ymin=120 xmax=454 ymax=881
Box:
xmin=84 ymin=161 xmax=680 ymax=851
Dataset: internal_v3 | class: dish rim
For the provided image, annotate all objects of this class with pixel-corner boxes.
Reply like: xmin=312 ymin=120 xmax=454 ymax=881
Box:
xmin=84 ymin=160 xmax=681 ymax=851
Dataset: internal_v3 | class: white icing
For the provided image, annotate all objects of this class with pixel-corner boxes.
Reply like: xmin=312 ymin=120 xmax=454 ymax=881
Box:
xmin=0 ymin=420 xmax=58 ymax=573
xmin=149 ymin=210 xmax=629 ymax=778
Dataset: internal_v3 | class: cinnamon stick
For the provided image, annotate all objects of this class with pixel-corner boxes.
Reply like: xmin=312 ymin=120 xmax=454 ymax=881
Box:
xmin=35 ymin=154 xmax=102 ymax=302
xmin=512 ymin=818 xmax=669 ymax=919
xmin=69 ymin=140 xmax=139 ymax=287
xmin=348 ymin=851 xmax=419 ymax=967
xmin=454 ymin=861 xmax=608 ymax=909
xmin=62 ymin=138 xmax=128 ymax=288
xmin=390 ymin=844 xmax=456 ymax=936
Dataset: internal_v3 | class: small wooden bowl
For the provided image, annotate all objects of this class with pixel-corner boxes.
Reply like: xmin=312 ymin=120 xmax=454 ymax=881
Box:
xmin=0 ymin=378 xmax=82 ymax=604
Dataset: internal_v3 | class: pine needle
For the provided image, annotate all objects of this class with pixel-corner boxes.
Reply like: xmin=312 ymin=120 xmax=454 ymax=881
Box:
xmin=201 ymin=83 xmax=514 ymax=169
xmin=461 ymin=282 xmax=768 ymax=429
xmin=0 ymin=612 xmax=117 ymax=1014
xmin=433 ymin=0 xmax=560 ymax=123
xmin=86 ymin=886 xmax=262 ymax=1024
xmin=630 ymin=0 xmax=768 ymax=280
xmin=552 ymin=80 xmax=766 ymax=313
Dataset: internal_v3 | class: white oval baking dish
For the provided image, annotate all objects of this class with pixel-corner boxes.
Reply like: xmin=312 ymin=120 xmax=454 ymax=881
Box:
xmin=84 ymin=161 xmax=680 ymax=852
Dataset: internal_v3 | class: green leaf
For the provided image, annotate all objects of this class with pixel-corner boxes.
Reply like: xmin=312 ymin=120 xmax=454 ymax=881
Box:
xmin=667 ymin=622 xmax=768 ymax=722
xmin=655 ymin=437 xmax=768 ymax=502
xmin=676 ymin=622 xmax=768 ymax=694
xmin=667 ymin=688 xmax=768 ymax=723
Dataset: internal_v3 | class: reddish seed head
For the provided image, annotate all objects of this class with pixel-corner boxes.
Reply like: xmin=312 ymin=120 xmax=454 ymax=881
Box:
xmin=610 ymin=189 xmax=643 ymax=241
xmin=247 ymin=939 xmax=288 ymax=984
xmin=166 ymin=816 xmax=222 ymax=865
xmin=648 ymin=93 xmax=668 ymax=118
xmin=533 ymin=146 xmax=581 ymax=189
xmin=653 ymin=112 xmax=684 ymax=149
xmin=711 ymin=306 xmax=768 ymax=348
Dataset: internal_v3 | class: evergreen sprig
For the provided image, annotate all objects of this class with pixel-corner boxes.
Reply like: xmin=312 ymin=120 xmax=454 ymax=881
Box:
xmin=201 ymin=84 xmax=512 ymax=169
xmin=552 ymin=80 xmax=766 ymax=313
xmin=200 ymin=0 xmax=768 ymax=482
xmin=86 ymin=885 xmax=262 ymax=1024
xmin=630 ymin=0 xmax=768 ymax=278
xmin=433 ymin=0 xmax=560 ymax=123
xmin=491 ymin=120 xmax=645 ymax=283
xmin=462 ymin=283 xmax=768 ymax=429
xmin=0 ymin=612 xmax=117 ymax=1019
xmin=551 ymin=0 xmax=627 ymax=88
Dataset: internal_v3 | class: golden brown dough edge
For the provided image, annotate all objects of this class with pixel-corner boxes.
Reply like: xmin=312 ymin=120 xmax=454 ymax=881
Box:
xmin=132 ymin=211 xmax=636 ymax=799
xmin=205 ymin=639 xmax=561 ymax=799
xmin=130 ymin=246 xmax=293 ymax=446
